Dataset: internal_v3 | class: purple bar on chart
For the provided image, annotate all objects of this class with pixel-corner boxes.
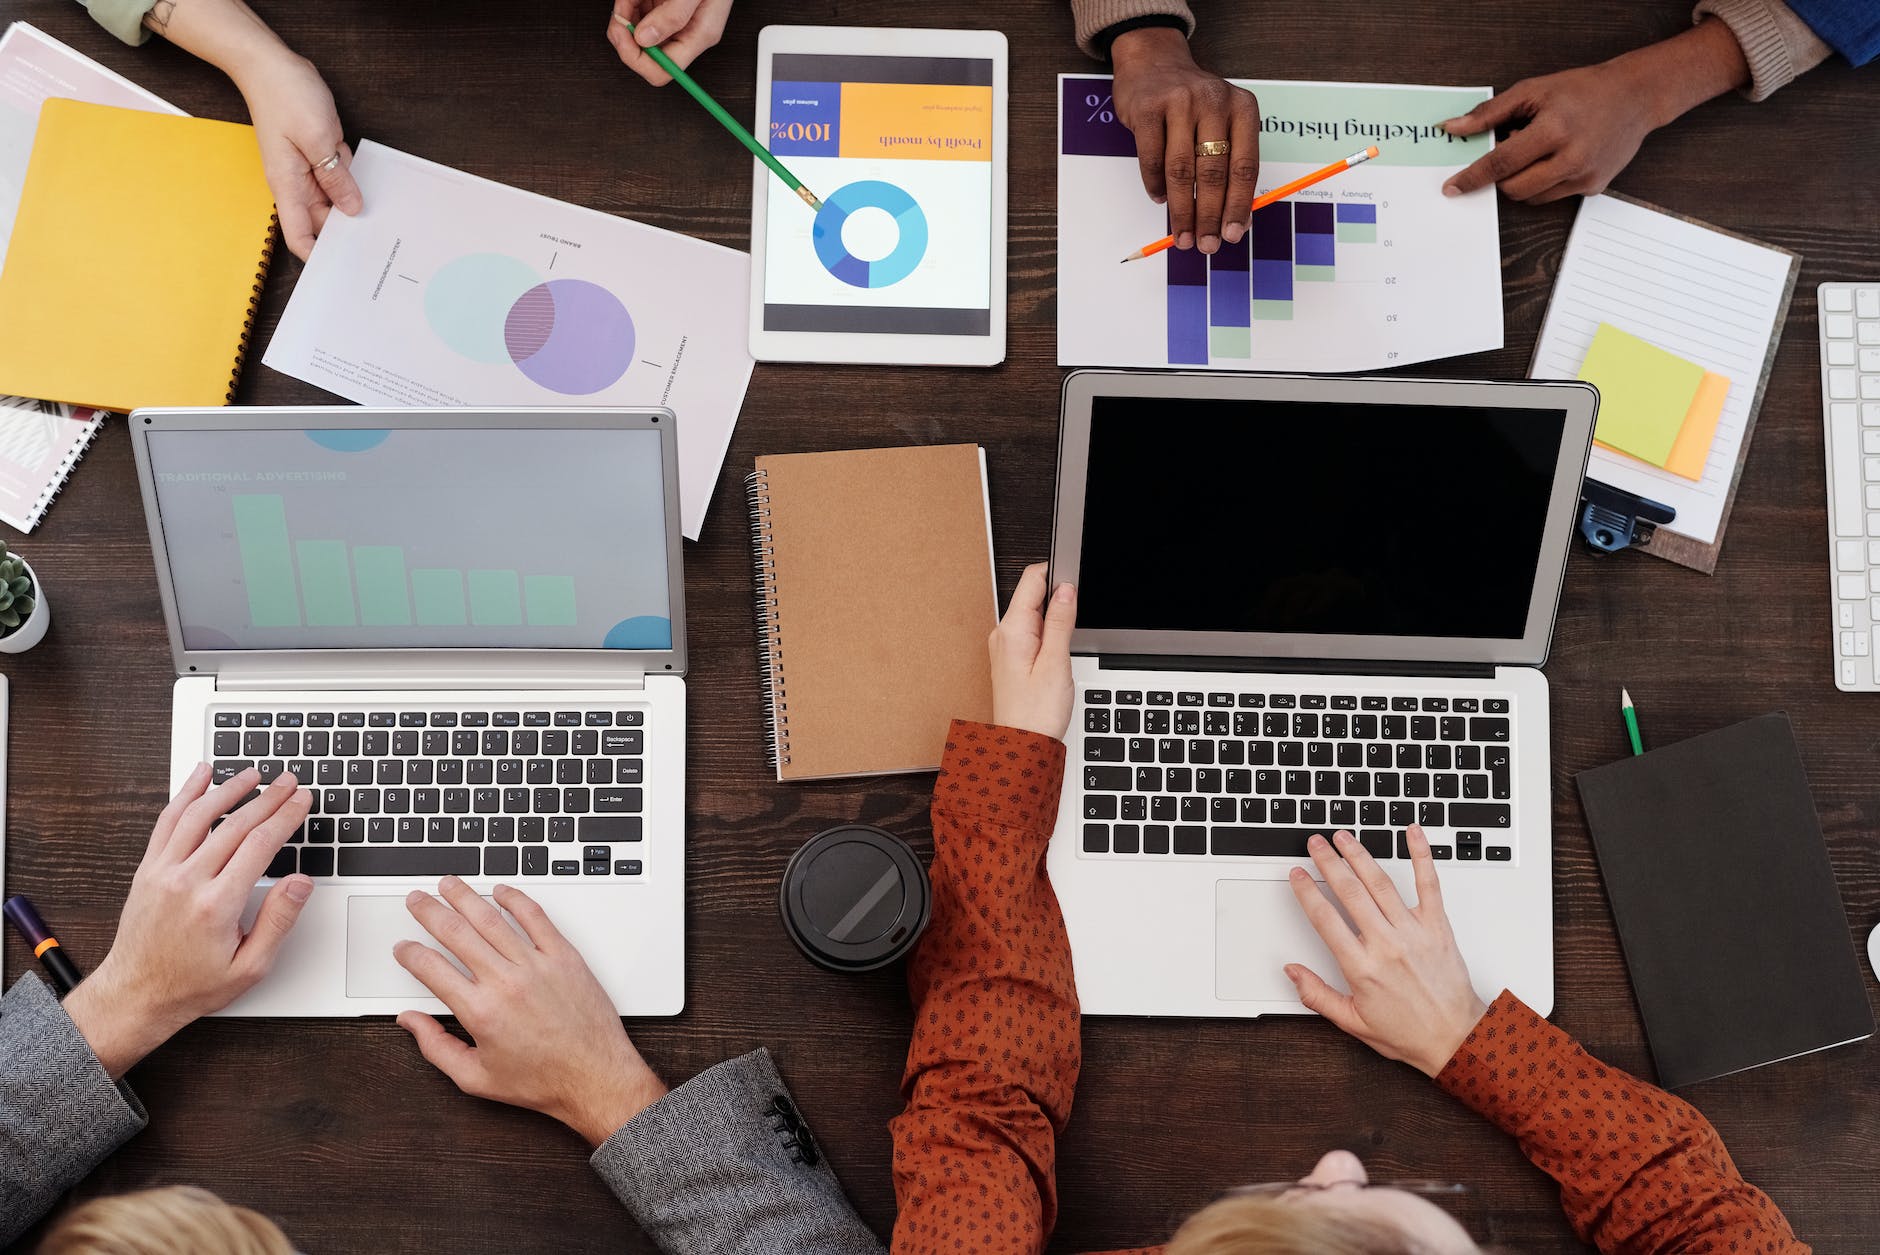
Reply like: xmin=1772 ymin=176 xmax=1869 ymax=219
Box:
xmin=1250 ymin=202 xmax=1294 ymax=317
xmin=1295 ymin=202 xmax=1335 ymax=234
xmin=1295 ymin=231 xmax=1336 ymax=267
xmin=1061 ymin=76 xmax=1137 ymax=157
xmin=1166 ymin=229 xmax=1208 ymax=365
xmin=1295 ymin=201 xmax=1336 ymax=272
xmin=1207 ymin=230 xmax=1251 ymax=358
xmin=1253 ymin=260 xmax=1294 ymax=302
xmin=1208 ymin=231 xmax=1250 ymax=327
xmin=1335 ymin=203 xmax=1377 ymax=223
xmin=1251 ymin=202 xmax=1293 ymax=261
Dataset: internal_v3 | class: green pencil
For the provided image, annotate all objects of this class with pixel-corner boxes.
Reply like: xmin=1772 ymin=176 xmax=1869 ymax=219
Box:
xmin=616 ymin=18 xmax=823 ymax=210
xmin=1621 ymin=687 xmax=1644 ymax=756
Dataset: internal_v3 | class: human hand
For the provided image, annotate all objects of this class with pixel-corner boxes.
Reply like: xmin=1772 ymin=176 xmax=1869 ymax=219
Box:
xmin=607 ymin=0 xmax=734 ymax=86
xmin=1110 ymin=25 xmax=1259 ymax=254
xmin=1283 ymin=826 xmax=1489 ymax=1077
xmin=395 ymin=879 xmax=669 ymax=1148
xmin=63 ymin=765 xmax=314 ymax=1079
xmin=1438 ymin=63 xmax=1656 ymax=204
xmin=233 ymin=50 xmax=362 ymax=260
xmin=989 ymin=563 xmax=1076 ymax=741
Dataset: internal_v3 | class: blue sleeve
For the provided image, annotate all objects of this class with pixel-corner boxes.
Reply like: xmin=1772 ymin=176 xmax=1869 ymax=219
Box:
xmin=1785 ymin=0 xmax=1880 ymax=64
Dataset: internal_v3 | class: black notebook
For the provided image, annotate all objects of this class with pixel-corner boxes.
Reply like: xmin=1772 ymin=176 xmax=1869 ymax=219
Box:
xmin=1575 ymin=713 xmax=1873 ymax=1090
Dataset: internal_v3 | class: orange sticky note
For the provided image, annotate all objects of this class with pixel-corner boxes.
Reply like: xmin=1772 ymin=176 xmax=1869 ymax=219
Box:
xmin=1664 ymin=371 xmax=1730 ymax=480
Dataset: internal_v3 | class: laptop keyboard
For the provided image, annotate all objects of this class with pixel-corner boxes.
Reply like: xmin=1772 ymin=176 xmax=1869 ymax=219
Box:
xmin=208 ymin=707 xmax=649 ymax=881
xmin=1078 ymin=689 xmax=1515 ymax=863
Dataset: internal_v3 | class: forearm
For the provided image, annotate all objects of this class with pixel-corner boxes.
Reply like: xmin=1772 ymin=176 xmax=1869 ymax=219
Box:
xmin=141 ymin=0 xmax=302 ymax=89
xmin=0 ymin=975 xmax=148 ymax=1246
xmin=1068 ymin=0 xmax=1195 ymax=59
xmin=890 ymin=721 xmax=1078 ymax=1253
xmin=1608 ymin=18 xmax=1752 ymax=129
xmin=1438 ymin=992 xmax=1806 ymax=1254
xmin=591 ymin=1049 xmax=883 ymax=1255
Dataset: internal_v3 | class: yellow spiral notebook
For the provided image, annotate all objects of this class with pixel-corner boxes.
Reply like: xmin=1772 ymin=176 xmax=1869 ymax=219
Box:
xmin=0 ymin=100 xmax=276 ymax=412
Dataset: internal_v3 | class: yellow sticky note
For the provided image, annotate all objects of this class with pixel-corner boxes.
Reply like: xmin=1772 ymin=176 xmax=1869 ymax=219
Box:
xmin=1578 ymin=323 xmax=1706 ymax=468
xmin=1665 ymin=371 xmax=1730 ymax=480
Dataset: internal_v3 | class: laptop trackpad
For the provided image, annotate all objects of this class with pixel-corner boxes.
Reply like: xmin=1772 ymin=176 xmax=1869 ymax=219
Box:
xmin=1215 ymin=878 xmax=1353 ymax=1003
xmin=345 ymin=894 xmax=505 ymax=1000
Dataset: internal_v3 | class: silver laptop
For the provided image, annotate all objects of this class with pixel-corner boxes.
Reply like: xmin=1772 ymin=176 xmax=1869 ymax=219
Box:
xmin=1047 ymin=370 xmax=1595 ymax=1019
xmin=130 ymin=408 xmax=686 ymax=1018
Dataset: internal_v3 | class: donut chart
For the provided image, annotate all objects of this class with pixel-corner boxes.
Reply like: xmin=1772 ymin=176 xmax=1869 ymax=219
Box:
xmin=812 ymin=181 xmax=928 ymax=289
xmin=423 ymin=255 xmax=635 ymax=396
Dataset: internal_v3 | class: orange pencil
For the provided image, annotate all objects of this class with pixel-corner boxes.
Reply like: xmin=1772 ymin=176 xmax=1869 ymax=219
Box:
xmin=1120 ymin=145 xmax=1381 ymax=263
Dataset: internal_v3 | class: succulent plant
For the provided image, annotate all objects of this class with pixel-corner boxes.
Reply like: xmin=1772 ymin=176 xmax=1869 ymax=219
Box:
xmin=0 ymin=542 xmax=36 ymax=634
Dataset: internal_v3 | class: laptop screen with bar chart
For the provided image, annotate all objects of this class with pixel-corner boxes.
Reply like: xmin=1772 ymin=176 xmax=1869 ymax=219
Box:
xmin=143 ymin=423 xmax=673 ymax=652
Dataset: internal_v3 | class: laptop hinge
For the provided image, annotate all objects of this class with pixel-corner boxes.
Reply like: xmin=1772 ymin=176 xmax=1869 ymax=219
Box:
xmin=207 ymin=666 xmax=649 ymax=693
xmin=1097 ymin=654 xmax=1497 ymax=681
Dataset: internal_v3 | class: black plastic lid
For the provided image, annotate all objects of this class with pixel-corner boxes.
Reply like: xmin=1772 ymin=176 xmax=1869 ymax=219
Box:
xmin=779 ymin=824 xmax=931 ymax=972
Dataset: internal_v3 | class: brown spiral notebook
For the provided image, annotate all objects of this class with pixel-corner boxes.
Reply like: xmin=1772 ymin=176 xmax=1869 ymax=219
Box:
xmin=749 ymin=444 xmax=996 ymax=781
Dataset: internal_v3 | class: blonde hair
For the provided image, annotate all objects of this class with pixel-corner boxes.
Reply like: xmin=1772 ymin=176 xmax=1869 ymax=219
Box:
xmin=38 ymin=1187 xmax=293 ymax=1255
xmin=1165 ymin=1194 xmax=1420 ymax=1255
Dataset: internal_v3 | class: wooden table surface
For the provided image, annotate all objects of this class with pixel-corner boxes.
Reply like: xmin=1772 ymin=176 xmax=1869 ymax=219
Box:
xmin=4 ymin=1 xmax=1877 ymax=1250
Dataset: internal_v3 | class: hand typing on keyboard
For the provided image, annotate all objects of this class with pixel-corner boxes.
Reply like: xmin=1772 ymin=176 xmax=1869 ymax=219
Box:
xmin=989 ymin=563 xmax=1077 ymax=741
xmin=394 ymin=878 xmax=669 ymax=1147
xmin=62 ymin=764 xmax=315 ymax=1079
xmin=1283 ymin=825 xmax=1491 ymax=1077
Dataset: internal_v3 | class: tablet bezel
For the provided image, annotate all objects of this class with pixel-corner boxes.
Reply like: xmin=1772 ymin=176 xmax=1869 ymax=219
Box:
xmin=748 ymin=25 xmax=1007 ymax=367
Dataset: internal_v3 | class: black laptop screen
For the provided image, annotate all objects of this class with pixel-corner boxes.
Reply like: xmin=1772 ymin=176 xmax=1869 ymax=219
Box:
xmin=1075 ymin=396 xmax=1566 ymax=641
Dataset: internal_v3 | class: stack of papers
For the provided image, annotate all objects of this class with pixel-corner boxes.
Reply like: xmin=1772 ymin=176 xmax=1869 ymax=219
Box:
xmin=1578 ymin=322 xmax=1730 ymax=481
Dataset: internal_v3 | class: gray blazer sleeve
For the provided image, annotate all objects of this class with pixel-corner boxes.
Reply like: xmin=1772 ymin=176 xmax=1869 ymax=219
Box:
xmin=0 ymin=974 xmax=148 ymax=1246
xmin=589 ymin=1048 xmax=885 ymax=1255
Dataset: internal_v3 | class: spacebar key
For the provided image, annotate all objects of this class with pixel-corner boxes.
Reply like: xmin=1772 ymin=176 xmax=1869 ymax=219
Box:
xmin=338 ymin=848 xmax=482 ymax=876
xmin=1211 ymin=827 xmax=1314 ymax=857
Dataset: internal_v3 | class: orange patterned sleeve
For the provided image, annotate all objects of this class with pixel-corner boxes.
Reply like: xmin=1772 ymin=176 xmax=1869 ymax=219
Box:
xmin=1437 ymin=991 xmax=1808 ymax=1254
xmin=889 ymin=719 xmax=1079 ymax=1255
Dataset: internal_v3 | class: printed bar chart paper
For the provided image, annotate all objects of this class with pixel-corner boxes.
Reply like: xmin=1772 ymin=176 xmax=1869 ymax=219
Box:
xmin=1059 ymin=77 xmax=1503 ymax=372
xmin=264 ymin=141 xmax=755 ymax=540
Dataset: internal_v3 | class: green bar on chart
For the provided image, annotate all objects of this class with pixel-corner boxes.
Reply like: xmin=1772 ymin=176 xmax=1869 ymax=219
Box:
xmin=1294 ymin=265 xmax=1335 ymax=282
xmin=412 ymin=568 xmax=467 ymax=626
xmin=1208 ymin=326 xmax=1252 ymax=359
xmin=232 ymin=494 xmax=301 ymax=628
xmin=295 ymin=540 xmax=356 ymax=627
xmin=524 ymin=574 xmax=578 ymax=626
xmin=1335 ymin=222 xmax=1376 ymax=244
xmin=354 ymin=546 xmax=411 ymax=626
xmin=468 ymin=569 xmax=522 ymax=626
xmin=1252 ymin=300 xmax=1294 ymax=320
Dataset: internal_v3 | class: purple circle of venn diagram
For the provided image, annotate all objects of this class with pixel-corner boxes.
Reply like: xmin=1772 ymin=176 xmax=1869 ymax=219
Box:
xmin=501 ymin=279 xmax=636 ymax=396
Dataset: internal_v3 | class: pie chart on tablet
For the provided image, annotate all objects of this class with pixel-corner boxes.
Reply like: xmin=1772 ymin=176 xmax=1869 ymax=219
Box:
xmin=424 ymin=253 xmax=635 ymax=395
xmin=812 ymin=181 xmax=928 ymax=289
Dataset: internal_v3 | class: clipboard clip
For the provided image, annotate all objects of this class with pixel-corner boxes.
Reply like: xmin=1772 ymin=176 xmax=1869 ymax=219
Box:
xmin=1579 ymin=478 xmax=1677 ymax=554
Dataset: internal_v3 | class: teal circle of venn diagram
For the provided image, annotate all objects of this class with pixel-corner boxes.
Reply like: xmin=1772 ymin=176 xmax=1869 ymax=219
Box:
xmin=423 ymin=253 xmax=635 ymax=395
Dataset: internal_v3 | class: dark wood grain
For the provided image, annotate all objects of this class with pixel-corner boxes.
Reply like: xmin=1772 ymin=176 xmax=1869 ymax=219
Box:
xmin=3 ymin=1 xmax=1877 ymax=1250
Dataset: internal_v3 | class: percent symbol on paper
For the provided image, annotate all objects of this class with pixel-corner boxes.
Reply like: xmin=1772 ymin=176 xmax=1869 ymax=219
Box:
xmin=1084 ymin=93 xmax=1114 ymax=124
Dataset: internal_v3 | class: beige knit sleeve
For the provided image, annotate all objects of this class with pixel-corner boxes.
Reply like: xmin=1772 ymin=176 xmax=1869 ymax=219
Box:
xmin=1068 ymin=0 xmax=1198 ymax=59
xmin=1693 ymin=0 xmax=1833 ymax=100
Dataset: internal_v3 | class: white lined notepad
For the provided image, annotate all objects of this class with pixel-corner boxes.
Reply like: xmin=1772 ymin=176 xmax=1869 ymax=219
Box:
xmin=1531 ymin=194 xmax=1796 ymax=547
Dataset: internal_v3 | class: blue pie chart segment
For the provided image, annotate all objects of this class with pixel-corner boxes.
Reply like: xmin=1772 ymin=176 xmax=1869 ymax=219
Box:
xmin=812 ymin=181 xmax=928 ymax=289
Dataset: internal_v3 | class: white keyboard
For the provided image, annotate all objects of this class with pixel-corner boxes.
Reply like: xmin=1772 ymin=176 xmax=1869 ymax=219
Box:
xmin=1821 ymin=282 xmax=1880 ymax=691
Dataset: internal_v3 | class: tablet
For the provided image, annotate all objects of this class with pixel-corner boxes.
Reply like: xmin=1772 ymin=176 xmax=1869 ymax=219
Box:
xmin=749 ymin=26 xmax=1007 ymax=366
